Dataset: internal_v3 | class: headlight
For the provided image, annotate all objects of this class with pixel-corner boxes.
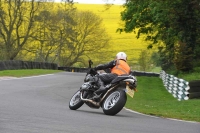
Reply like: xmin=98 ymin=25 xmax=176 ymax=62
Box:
xmin=84 ymin=74 xmax=91 ymax=82
xmin=81 ymin=83 xmax=91 ymax=90
xmin=84 ymin=74 xmax=96 ymax=82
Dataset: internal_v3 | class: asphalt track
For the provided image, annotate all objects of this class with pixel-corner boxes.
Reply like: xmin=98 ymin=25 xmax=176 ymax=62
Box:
xmin=0 ymin=72 xmax=199 ymax=133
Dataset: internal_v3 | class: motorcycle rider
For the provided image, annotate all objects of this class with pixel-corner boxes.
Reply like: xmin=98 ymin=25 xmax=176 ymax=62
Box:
xmin=91 ymin=52 xmax=131 ymax=99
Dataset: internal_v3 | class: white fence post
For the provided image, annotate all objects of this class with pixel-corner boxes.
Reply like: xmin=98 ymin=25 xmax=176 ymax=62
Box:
xmin=160 ymin=70 xmax=190 ymax=101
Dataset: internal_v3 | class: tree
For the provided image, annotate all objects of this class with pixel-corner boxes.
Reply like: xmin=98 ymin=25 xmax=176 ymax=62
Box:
xmin=138 ymin=50 xmax=152 ymax=71
xmin=0 ymin=0 xmax=41 ymax=60
xmin=60 ymin=10 xmax=110 ymax=67
xmin=31 ymin=10 xmax=54 ymax=62
xmin=173 ymin=41 xmax=193 ymax=71
xmin=21 ymin=3 xmax=110 ymax=67
xmin=21 ymin=2 xmax=77 ymax=63
xmin=151 ymin=51 xmax=161 ymax=67
xmin=120 ymin=0 xmax=200 ymax=72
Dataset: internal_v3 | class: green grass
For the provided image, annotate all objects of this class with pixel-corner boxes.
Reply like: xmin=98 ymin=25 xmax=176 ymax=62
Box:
xmin=0 ymin=69 xmax=62 ymax=77
xmin=177 ymin=72 xmax=200 ymax=81
xmin=126 ymin=77 xmax=200 ymax=122
xmin=165 ymin=67 xmax=200 ymax=81
xmin=150 ymin=67 xmax=162 ymax=73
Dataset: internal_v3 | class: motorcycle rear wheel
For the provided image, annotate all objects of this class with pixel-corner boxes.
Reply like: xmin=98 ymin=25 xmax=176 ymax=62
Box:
xmin=69 ymin=90 xmax=84 ymax=110
xmin=102 ymin=89 xmax=127 ymax=116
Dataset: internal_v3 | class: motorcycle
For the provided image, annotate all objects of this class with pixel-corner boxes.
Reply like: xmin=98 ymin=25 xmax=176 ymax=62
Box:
xmin=69 ymin=61 xmax=137 ymax=116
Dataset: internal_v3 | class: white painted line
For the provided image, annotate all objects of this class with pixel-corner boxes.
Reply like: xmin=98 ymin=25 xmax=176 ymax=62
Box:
xmin=17 ymin=74 xmax=55 ymax=79
xmin=165 ymin=117 xmax=199 ymax=124
xmin=0 ymin=74 xmax=54 ymax=81
xmin=124 ymin=107 xmax=199 ymax=124
xmin=124 ymin=108 xmax=159 ymax=118
xmin=0 ymin=77 xmax=18 ymax=80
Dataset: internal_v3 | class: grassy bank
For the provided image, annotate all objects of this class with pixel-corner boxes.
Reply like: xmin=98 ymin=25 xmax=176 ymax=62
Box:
xmin=126 ymin=77 xmax=200 ymax=122
xmin=166 ymin=67 xmax=200 ymax=81
xmin=0 ymin=69 xmax=62 ymax=77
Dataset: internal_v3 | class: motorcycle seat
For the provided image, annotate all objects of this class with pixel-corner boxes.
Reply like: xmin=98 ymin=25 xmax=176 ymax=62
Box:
xmin=111 ymin=75 xmax=132 ymax=84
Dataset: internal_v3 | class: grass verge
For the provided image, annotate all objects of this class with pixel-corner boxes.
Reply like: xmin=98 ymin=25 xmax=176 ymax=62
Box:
xmin=0 ymin=69 xmax=62 ymax=77
xmin=126 ymin=77 xmax=200 ymax=122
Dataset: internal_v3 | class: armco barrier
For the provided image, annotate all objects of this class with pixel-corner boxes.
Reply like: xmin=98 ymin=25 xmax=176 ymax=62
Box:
xmin=58 ymin=67 xmax=88 ymax=72
xmin=160 ymin=70 xmax=200 ymax=100
xmin=0 ymin=60 xmax=58 ymax=70
xmin=188 ymin=80 xmax=200 ymax=99
xmin=131 ymin=71 xmax=159 ymax=77
xmin=160 ymin=70 xmax=190 ymax=100
xmin=58 ymin=67 xmax=160 ymax=77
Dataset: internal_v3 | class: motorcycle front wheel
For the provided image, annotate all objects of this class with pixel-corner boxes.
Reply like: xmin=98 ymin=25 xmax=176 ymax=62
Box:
xmin=69 ymin=90 xmax=84 ymax=110
xmin=102 ymin=89 xmax=127 ymax=116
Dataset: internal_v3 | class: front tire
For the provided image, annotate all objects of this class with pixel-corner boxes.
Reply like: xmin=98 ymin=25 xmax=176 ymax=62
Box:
xmin=102 ymin=90 xmax=127 ymax=116
xmin=69 ymin=90 xmax=84 ymax=110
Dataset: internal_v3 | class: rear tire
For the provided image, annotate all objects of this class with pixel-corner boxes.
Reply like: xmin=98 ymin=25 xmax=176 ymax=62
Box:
xmin=69 ymin=90 xmax=84 ymax=110
xmin=102 ymin=90 xmax=127 ymax=116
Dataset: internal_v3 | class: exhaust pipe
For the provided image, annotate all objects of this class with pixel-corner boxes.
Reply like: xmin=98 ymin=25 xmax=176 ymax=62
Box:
xmin=80 ymin=84 xmax=119 ymax=107
xmin=80 ymin=92 xmax=100 ymax=107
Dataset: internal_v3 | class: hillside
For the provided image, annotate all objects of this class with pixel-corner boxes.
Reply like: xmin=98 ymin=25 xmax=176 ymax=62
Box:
xmin=74 ymin=4 xmax=150 ymax=64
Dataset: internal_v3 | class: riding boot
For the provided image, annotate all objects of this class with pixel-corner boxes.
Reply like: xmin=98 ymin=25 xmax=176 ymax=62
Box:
xmin=92 ymin=79 xmax=107 ymax=101
xmin=95 ymin=78 xmax=106 ymax=95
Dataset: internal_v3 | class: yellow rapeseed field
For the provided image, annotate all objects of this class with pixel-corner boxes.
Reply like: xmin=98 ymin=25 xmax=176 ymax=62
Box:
xmin=74 ymin=3 xmax=150 ymax=63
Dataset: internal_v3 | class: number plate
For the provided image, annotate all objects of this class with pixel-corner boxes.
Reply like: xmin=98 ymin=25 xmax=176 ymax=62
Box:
xmin=126 ymin=85 xmax=135 ymax=98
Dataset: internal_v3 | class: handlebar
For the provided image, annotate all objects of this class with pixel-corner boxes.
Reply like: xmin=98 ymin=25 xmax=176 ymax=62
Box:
xmin=88 ymin=60 xmax=93 ymax=68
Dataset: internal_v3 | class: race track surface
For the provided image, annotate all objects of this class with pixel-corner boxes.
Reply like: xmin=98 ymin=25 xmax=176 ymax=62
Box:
xmin=0 ymin=72 xmax=199 ymax=133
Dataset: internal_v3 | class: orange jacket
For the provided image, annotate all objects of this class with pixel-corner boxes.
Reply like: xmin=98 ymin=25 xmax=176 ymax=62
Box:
xmin=111 ymin=60 xmax=131 ymax=75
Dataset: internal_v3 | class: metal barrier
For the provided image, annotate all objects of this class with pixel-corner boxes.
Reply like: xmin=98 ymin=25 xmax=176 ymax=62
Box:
xmin=58 ymin=67 xmax=160 ymax=77
xmin=188 ymin=80 xmax=200 ymax=99
xmin=131 ymin=71 xmax=159 ymax=77
xmin=0 ymin=60 xmax=58 ymax=70
xmin=160 ymin=70 xmax=200 ymax=100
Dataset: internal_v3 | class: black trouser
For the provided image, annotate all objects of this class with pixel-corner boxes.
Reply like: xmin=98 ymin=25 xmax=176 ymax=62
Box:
xmin=94 ymin=73 xmax=118 ymax=95
xmin=98 ymin=73 xmax=118 ymax=85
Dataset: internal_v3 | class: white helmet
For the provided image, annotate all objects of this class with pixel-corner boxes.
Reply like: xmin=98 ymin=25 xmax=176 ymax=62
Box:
xmin=116 ymin=52 xmax=127 ymax=61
